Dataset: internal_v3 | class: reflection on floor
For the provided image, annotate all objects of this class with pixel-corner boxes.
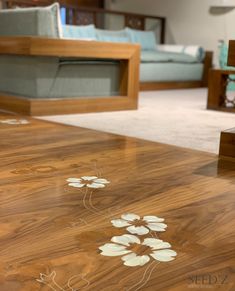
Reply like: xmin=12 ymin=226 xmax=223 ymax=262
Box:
xmin=0 ymin=112 xmax=235 ymax=291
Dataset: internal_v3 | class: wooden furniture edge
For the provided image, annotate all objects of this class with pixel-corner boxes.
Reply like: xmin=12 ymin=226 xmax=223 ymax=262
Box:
xmin=219 ymin=128 xmax=235 ymax=159
xmin=140 ymin=81 xmax=202 ymax=91
xmin=202 ymin=51 xmax=213 ymax=87
xmin=0 ymin=36 xmax=140 ymax=59
xmin=228 ymin=40 xmax=235 ymax=67
xmin=0 ymin=94 xmax=138 ymax=116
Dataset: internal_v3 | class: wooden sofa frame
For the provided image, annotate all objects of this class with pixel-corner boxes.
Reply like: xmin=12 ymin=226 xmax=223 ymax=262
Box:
xmin=0 ymin=36 xmax=140 ymax=116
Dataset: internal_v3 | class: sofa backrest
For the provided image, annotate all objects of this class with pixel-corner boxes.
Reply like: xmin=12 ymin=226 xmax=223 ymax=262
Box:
xmin=0 ymin=3 xmax=62 ymax=38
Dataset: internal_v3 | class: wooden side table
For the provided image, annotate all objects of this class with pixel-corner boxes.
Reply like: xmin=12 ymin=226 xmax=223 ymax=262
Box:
xmin=207 ymin=69 xmax=235 ymax=112
xmin=228 ymin=40 xmax=235 ymax=66
xmin=219 ymin=40 xmax=235 ymax=159
xmin=207 ymin=40 xmax=235 ymax=113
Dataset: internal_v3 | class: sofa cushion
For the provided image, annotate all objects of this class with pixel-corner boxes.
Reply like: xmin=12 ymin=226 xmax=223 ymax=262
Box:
xmin=0 ymin=56 xmax=120 ymax=98
xmin=141 ymin=50 xmax=198 ymax=63
xmin=96 ymin=29 xmax=129 ymax=43
xmin=140 ymin=62 xmax=203 ymax=82
xmin=62 ymin=24 xmax=96 ymax=40
xmin=98 ymin=35 xmax=129 ymax=43
xmin=157 ymin=45 xmax=205 ymax=62
xmin=126 ymin=28 xmax=157 ymax=50
xmin=0 ymin=3 xmax=62 ymax=38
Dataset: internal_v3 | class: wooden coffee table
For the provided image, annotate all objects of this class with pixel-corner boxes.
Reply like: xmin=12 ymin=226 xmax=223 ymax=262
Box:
xmin=0 ymin=113 xmax=235 ymax=290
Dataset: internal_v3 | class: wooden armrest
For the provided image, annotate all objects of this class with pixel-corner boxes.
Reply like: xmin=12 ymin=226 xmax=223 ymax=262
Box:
xmin=0 ymin=36 xmax=140 ymax=60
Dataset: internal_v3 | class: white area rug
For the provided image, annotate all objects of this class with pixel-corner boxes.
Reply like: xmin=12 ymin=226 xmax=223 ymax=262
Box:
xmin=38 ymin=89 xmax=235 ymax=154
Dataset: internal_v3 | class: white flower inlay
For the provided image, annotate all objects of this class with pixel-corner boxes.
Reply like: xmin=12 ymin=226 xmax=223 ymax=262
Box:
xmin=111 ymin=213 xmax=167 ymax=235
xmin=0 ymin=118 xmax=29 ymax=125
xmin=99 ymin=234 xmax=177 ymax=267
xmin=67 ymin=176 xmax=110 ymax=189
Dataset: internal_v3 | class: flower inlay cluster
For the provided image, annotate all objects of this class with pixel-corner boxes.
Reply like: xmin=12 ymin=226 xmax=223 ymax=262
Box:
xmin=99 ymin=234 xmax=177 ymax=267
xmin=99 ymin=213 xmax=177 ymax=267
xmin=111 ymin=213 xmax=167 ymax=235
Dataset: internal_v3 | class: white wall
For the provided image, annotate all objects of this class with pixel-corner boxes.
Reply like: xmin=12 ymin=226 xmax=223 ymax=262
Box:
xmin=106 ymin=0 xmax=235 ymax=57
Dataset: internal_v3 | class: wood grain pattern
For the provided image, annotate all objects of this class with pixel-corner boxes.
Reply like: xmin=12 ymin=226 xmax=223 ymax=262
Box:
xmin=140 ymin=81 xmax=202 ymax=91
xmin=228 ymin=40 xmax=235 ymax=66
xmin=0 ymin=112 xmax=235 ymax=290
xmin=0 ymin=37 xmax=140 ymax=115
xmin=219 ymin=128 xmax=235 ymax=159
xmin=0 ymin=94 xmax=138 ymax=116
xmin=0 ymin=36 xmax=139 ymax=60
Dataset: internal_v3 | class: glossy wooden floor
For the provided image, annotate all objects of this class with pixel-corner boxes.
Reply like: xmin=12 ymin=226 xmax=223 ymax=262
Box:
xmin=0 ymin=112 xmax=235 ymax=291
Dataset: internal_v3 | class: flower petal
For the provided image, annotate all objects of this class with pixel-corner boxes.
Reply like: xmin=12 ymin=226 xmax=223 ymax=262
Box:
xmin=111 ymin=219 xmax=131 ymax=228
xmin=68 ymin=182 xmax=85 ymax=188
xmin=127 ymin=225 xmax=149 ymax=235
xmin=122 ymin=253 xmax=150 ymax=267
xmin=147 ymin=222 xmax=167 ymax=232
xmin=81 ymin=176 xmax=97 ymax=181
xmin=111 ymin=234 xmax=140 ymax=246
xmin=19 ymin=119 xmax=29 ymax=124
xmin=151 ymin=249 xmax=177 ymax=262
xmin=99 ymin=243 xmax=127 ymax=251
xmin=143 ymin=238 xmax=171 ymax=250
xmin=143 ymin=216 xmax=165 ymax=223
xmin=87 ymin=182 xmax=105 ymax=189
xmin=99 ymin=243 xmax=131 ymax=257
xmin=94 ymin=178 xmax=110 ymax=184
xmin=67 ymin=178 xmax=82 ymax=183
xmin=121 ymin=213 xmax=140 ymax=222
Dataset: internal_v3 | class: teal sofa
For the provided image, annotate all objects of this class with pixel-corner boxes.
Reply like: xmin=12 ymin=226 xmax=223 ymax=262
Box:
xmin=0 ymin=3 xmax=211 ymax=113
xmin=0 ymin=4 xmax=121 ymax=99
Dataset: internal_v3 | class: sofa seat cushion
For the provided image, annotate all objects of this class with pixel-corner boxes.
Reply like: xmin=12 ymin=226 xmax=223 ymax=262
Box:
xmin=141 ymin=50 xmax=199 ymax=64
xmin=140 ymin=62 xmax=203 ymax=82
xmin=0 ymin=56 xmax=121 ymax=98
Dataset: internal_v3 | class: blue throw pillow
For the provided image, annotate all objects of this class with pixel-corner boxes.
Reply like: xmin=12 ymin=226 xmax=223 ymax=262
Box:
xmin=99 ymin=35 xmax=129 ymax=43
xmin=96 ymin=29 xmax=130 ymax=43
xmin=126 ymin=27 xmax=157 ymax=50
xmin=62 ymin=24 xmax=96 ymax=40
